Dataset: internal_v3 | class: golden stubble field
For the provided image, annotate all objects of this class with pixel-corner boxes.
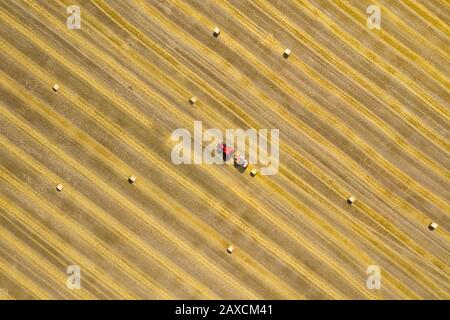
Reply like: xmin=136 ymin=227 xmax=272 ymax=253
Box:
xmin=0 ymin=0 xmax=449 ymax=299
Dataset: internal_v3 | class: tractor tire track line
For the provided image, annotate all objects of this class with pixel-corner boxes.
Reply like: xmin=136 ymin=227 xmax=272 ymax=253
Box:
xmin=436 ymin=0 xmax=450 ymax=11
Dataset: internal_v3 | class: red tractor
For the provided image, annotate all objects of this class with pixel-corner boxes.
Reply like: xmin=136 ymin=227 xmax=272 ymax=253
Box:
xmin=217 ymin=143 xmax=235 ymax=161
xmin=217 ymin=143 xmax=248 ymax=172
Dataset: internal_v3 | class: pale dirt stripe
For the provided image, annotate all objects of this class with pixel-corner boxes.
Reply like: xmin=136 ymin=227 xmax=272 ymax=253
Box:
xmin=0 ymin=292 xmax=15 ymax=300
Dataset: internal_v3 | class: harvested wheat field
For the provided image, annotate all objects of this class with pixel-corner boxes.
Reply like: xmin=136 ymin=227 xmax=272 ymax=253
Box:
xmin=0 ymin=0 xmax=449 ymax=300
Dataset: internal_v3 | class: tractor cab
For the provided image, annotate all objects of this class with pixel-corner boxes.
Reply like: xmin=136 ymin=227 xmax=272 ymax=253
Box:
xmin=217 ymin=143 xmax=235 ymax=161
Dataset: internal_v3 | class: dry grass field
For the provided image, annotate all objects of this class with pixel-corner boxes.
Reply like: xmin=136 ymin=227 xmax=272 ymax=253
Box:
xmin=0 ymin=0 xmax=449 ymax=299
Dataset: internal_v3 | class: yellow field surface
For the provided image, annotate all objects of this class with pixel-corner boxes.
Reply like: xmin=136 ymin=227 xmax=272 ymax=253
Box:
xmin=0 ymin=0 xmax=449 ymax=299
